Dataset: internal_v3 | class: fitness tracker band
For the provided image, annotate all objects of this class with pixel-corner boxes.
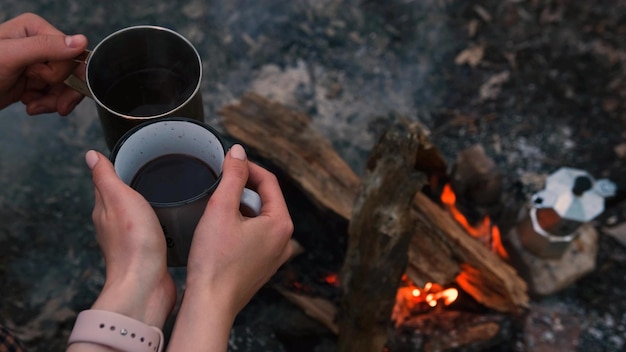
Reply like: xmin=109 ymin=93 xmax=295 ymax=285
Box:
xmin=68 ymin=310 xmax=164 ymax=352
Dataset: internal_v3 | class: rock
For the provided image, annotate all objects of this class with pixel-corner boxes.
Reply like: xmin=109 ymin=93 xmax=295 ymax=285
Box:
xmin=507 ymin=211 xmax=598 ymax=296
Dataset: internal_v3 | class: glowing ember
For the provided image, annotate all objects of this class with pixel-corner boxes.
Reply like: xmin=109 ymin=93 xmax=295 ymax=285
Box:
xmin=391 ymin=275 xmax=458 ymax=325
xmin=440 ymin=183 xmax=508 ymax=259
xmin=324 ymin=273 xmax=339 ymax=286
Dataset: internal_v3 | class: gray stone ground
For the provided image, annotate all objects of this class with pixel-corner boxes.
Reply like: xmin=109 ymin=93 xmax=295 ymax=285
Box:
xmin=1 ymin=0 xmax=625 ymax=351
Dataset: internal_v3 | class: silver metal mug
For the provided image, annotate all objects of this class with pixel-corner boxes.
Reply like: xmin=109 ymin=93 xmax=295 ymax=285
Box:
xmin=110 ymin=117 xmax=262 ymax=267
xmin=66 ymin=26 xmax=204 ymax=149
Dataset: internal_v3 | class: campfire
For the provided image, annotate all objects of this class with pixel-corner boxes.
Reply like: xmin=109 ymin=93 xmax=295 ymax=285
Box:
xmin=391 ymin=176 xmax=514 ymax=328
xmin=440 ymin=183 xmax=508 ymax=261
xmin=219 ymin=93 xmax=603 ymax=351
xmin=392 ymin=276 xmax=459 ymax=324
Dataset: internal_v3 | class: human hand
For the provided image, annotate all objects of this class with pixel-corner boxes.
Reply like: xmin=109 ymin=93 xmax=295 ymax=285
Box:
xmin=167 ymin=144 xmax=294 ymax=351
xmin=0 ymin=13 xmax=87 ymax=115
xmin=84 ymin=150 xmax=176 ymax=328
xmin=187 ymin=144 xmax=294 ymax=312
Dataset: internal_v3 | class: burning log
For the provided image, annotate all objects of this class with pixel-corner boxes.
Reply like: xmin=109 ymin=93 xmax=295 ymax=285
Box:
xmin=407 ymin=143 xmax=527 ymax=313
xmin=409 ymin=192 xmax=528 ymax=314
xmin=219 ymin=93 xmax=529 ymax=345
xmin=337 ymin=119 xmax=428 ymax=352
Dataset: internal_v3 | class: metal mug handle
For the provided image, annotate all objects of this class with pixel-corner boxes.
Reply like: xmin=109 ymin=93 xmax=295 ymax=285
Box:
xmin=63 ymin=50 xmax=93 ymax=99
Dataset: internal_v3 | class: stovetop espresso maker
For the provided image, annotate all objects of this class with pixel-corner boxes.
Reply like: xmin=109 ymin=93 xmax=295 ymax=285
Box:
xmin=518 ymin=167 xmax=616 ymax=259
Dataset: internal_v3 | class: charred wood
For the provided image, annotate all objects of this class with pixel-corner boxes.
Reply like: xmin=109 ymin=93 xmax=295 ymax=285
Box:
xmin=410 ymin=192 xmax=529 ymax=314
xmin=337 ymin=119 xmax=428 ymax=352
xmin=220 ymin=94 xmax=529 ymax=347
xmin=449 ymin=144 xmax=503 ymax=225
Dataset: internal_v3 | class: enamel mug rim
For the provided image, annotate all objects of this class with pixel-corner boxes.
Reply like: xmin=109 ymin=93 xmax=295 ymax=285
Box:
xmin=108 ymin=117 xmax=225 ymax=207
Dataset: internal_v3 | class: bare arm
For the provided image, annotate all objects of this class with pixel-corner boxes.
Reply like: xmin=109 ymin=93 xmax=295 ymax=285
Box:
xmin=67 ymin=151 xmax=176 ymax=352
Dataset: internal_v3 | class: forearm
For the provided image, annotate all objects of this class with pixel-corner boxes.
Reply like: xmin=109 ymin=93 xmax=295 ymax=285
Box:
xmin=167 ymin=283 xmax=237 ymax=352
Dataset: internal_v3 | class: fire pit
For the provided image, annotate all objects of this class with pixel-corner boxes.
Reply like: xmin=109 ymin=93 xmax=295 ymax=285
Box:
xmin=219 ymin=94 xmax=539 ymax=351
xmin=214 ymin=92 xmax=626 ymax=352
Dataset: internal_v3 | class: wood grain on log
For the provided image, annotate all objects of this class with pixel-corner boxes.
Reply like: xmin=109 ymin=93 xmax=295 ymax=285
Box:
xmin=219 ymin=92 xmax=360 ymax=219
xmin=338 ymin=120 xmax=428 ymax=352
xmin=411 ymin=192 xmax=529 ymax=314
xmin=274 ymin=286 xmax=339 ymax=334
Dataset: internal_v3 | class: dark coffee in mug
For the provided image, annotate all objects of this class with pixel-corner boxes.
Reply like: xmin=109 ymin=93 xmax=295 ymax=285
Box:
xmin=130 ymin=154 xmax=218 ymax=203
xmin=111 ymin=118 xmax=262 ymax=266
xmin=103 ymin=68 xmax=189 ymax=117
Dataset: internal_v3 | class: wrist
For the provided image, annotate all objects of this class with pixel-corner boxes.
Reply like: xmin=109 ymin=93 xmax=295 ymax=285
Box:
xmin=92 ymin=273 xmax=175 ymax=328
xmin=68 ymin=310 xmax=164 ymax=352
xmin=183 ymin=279 xmax=237 ymax=319
xmin=167 ymin=283 xmax=236 ymax=351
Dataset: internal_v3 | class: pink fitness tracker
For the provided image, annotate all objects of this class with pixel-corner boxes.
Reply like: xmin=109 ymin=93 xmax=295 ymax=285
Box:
xmin=68 ymin=310 xmax=164 ymax=352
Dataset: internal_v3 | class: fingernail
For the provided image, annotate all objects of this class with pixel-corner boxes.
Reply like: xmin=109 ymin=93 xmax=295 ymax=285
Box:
xmin=230 ymin=144 xmax=247 ymax=161
xmin=85 ymin=150 xmax=99 ymax=170
xmin=65 ymin=34 xmax=85 ymax=48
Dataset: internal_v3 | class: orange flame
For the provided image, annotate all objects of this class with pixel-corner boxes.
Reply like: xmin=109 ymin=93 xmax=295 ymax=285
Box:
xmin=392 ymin=275 xmax=459 ymax=325
xmin=440 ymin=184 xmax=508 ymax=260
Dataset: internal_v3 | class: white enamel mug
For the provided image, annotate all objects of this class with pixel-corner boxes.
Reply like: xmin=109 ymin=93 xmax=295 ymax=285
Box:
xmin=109 ymin=117 xmax=262 ymax=266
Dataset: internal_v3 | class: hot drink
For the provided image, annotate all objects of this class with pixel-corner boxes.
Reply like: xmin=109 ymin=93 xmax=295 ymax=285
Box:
xmin=103 ymin=68 xmax=188 ymax=116
xmin=130 ymin=154 xmax=217 ymax=203
xmin=112 ymin=118 xmax=261 ymax=266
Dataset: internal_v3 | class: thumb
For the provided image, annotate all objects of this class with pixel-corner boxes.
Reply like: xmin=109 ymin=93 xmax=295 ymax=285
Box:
xmin=85 ymin=150 xmax=130 ymax=207
xmin=211 ymin=144 xmax=250 ymax=212
xmin=3 ymin=34 xmax=87 ymax=70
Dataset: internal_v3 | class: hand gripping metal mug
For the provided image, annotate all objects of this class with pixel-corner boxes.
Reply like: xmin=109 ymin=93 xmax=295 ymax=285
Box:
xmin=65 ymin=26 xmax=204 ymax=150
xmin=110 ymin=117 xmax=262 ymax=266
